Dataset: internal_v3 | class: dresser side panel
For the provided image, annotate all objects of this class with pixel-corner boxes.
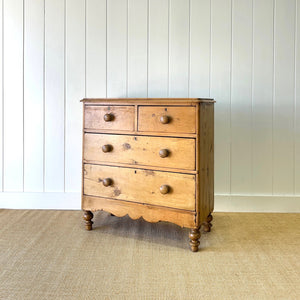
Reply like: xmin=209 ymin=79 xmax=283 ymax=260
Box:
xmin=198 ymin=103 xmax=214 ymax=225
xmin=81 ymin=104 xmax=86 ymax=209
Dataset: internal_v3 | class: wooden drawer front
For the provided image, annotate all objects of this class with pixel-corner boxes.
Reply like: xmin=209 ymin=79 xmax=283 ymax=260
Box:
xmin=84 ymin=133 xmax=195 ymax=170
xmin=83 ymin=164 xmax=195 ymax=210
xmin=138 ymin=106 xmax=196 ymax=133
xmin=84 ymin=105 xmax=135 ymax=131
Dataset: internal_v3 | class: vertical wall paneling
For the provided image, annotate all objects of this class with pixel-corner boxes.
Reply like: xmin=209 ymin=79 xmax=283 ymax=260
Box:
xmin=65 ymin=0 xmax=85 ymax=191
xmin=148 ymin=0 xmax=169 ymax=97
xmin=86 ymin=0 xmax=106 ymax=98
xmin=24 ymin=0 xmax=44 ymax=191
xmin=231 ymin=0 xmax=253 ymax=194
xmin=169 ymin=0 xmax=189 ymax=97
xmin=295 ymin=0 xmax=300 ymax=194
xmin=1 ymin=0 xmax=300 ymax=209
xmin=128 ymin=0 xmax=147 ymax=97
xmin=273 ymin=0 xmax=296 ymax=194
xmin=210 ymin=0 xmax=231 ymax=194
xmin=252 ymin=0 xmax=273 ymax=194
xmin=189 ymin=0 xmax=210 ymax=98
xmin=3 ymin=0 xmax=23 ymax=191
xmin=107 ymin=0 xmax=127 ymax=97
xmin=0 ymin=0 xmax=3 ymax=191
xmin=44 ymin=0 xmax=65 ymax=192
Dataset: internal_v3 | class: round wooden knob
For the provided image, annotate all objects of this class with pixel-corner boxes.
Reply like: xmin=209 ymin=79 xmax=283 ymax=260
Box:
xmin=160 ymin=115 xmax=170 ymax=124
xmin=102 ymin=144 xmax=113 ymax=153
xmin=103 ymin=178 xmax=112 ymax=187
xmin=103 ymin=113 xmax=113 ymax=122
xmin=160 ymin=185 xmax=170 ymax=194
xmin=159 ymin=149 xmax=169 ymax=158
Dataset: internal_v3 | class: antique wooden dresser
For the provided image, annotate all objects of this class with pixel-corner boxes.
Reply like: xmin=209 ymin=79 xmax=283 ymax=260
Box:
xmin=81 ymin=98 xmax=214 ymax=252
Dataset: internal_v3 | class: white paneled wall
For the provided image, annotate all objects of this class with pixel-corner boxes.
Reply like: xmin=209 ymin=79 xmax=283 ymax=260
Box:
xmin=0 ymin=0 xmax=300 ymax=212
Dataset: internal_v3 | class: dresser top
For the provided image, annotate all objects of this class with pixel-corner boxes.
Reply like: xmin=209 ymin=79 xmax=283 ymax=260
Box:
xmin=81 ymin=98 xmax=215 ymax=104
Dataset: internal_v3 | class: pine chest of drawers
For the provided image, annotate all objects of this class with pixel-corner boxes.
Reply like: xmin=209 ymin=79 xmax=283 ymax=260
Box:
xmin=81 ymin=98 xmax=214 ymax=252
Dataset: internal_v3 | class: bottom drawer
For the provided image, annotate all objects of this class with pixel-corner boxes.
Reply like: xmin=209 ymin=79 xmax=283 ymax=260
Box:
xmin=83 ymin=164 xmax=195 ymax=211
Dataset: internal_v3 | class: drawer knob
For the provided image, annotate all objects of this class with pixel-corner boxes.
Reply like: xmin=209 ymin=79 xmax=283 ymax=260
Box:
xmin=102 ymin=144 xmax=113 ymax=153
xmin=160 ymin=115 xmax=170 ymax=124
xmin=160 ymin=185 xmax=170 ymax=194
xmin=103 ymin=178 xmax=113 ymax=187
xmin=159 ymin=149 xmax=169 ymax=158
xmin=103 ymin=113 xmax=114 ymax=122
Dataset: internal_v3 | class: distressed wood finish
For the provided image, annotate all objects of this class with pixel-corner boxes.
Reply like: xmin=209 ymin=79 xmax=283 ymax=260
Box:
xmin=81 ymin=98 xmax=214 ymax=252
xmin=82 ymin=195 xmax=196 ymax=228
xmin=84 ymin=133 xmax=195 ymax=170
xmin=84 ymin=129 xmax=197 ymax=138
xmin=84 ymin=105 xmax=135 ymax=131
xmin=138 ymin=106 xmax=196 ymax=133
xmin=84 ymin=164 xmax=195 ymax=210
xmin=198 ymin=103 xmax=214 ymax=226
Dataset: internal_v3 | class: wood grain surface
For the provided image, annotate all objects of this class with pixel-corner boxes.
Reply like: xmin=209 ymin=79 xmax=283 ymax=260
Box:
xmin=138 ymin=106 xmax=196 ymax=133
xmin=84 ymin=133 xmax=195 ymax=170
xmin=83 ymin=164 xmax=195 ymax=210
xmin=82 ymin=195 xmax=196 ymax=228
xmin=84 ymin=105 xmax=135 ymax=131
xmin=198 ymin=102 xmax=214 ymax=225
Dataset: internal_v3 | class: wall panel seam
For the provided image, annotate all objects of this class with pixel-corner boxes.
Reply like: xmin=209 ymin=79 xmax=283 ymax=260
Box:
xmin=272 ymin=0 xmax=275 ymax=195
xmin=126 ymin=0 xmax=128 ymax=98
xmin=167 ymin=0 xmax=170 ymax=97
xmin=209 ymin=0 xmax=212 ymax=97
xmin=294 ymin=0 xmax=298 ymax=195
xmin=229 ymin=0 xmax=233 ymax=195
xmin=251 ymin=0 xmax=254 ymax=194
xmin=22 ymin=0 xmax=25 ymax=192
xmin=63 ymin=0 xmax=66 ymax=192
xmin=146 ymin=0 xmax=149 ymax=98
xmin=1 ymin=0 xmax=3 ymax=192
xmin=43 ymin=0 xmax=46 ymax=192
xmin=105 ymin=0 xmax=107 ymax=98
xmin=84 ymin=0 xmax=87 ymax=98
xmin=188 ymin=0 xmax=190 ymax=98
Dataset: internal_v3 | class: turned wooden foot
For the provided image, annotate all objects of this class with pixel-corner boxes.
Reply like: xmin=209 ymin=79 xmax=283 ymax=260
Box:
xmin=83 ymin=210 xmax=93 ymax=231
xmin=189 ymin=228 xmax=200 ymax=252
xmin=202 ymin=213 xmax=213 ymax=232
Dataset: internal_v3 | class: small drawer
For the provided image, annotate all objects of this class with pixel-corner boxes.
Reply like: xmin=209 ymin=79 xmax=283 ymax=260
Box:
xmin=138 ymin=106 xmax=196 ymax=134
xmin=84 ymin=133 xmax=195 ymax=170
xmin=83 ymin=164 xmax=195 ymax=210
xmin=84 ymin=105 xmax=135 ymax=131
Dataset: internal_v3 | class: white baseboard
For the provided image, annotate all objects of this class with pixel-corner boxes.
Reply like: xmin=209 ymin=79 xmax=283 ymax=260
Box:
xmin=0 ymin=192 xmax=81 ymax=210
xmin=214 ymin=195 xmax=300 ymax=212
xmin=0 ymin=193 xmax=299 ymax=212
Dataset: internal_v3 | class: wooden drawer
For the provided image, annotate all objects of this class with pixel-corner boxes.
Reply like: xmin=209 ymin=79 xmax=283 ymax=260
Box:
xmin=84 ymin=133 xmax=195 ymax=170
xmin=83 ymin=164 xmax=195 ymax=210
xmin=84 ymin=105 xmax=135 ymax=131
xmin=138 ymin=106 xmax=196 ymax=133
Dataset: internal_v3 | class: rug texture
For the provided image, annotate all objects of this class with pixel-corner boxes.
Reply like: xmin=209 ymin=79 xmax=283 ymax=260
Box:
xmin=0 ymin=210 xmax=299 ymax=299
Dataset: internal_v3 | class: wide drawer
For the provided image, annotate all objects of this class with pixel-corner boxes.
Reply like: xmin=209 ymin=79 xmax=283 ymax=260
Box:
xmin=84 ymin=133 xmax=195 ymax=170
xmin=138 ymin=106 xmax=196 ymax=133
xmin=83 ymin=164 xmax=195 ymax=210
xmin=84 ymin=105 xmax=135 ymax=131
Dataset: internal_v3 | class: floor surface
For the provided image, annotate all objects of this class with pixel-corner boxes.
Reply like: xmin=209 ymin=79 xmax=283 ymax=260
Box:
xmin=0 ymin=210 xmax=299 ymax=299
